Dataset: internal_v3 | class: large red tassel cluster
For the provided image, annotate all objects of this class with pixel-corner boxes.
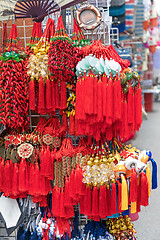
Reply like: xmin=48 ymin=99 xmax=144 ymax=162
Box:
xmin=75 ymin=71 xmax=142 ymax=140
xmin=0 ymin=157 xmax=51 ymax=205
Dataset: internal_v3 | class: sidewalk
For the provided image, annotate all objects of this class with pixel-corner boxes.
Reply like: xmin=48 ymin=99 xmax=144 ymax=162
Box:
xmin=131 ymin=102 xmax=160 ymax=240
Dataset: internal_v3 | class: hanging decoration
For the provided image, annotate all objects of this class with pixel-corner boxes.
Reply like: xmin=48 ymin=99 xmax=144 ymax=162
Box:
xmin=0 ymin=23 xmax=29 ymax=130
xmin=27 ymin=18 xmax=55 ymax=113
xmin=72 ymin=18 xmax=89 ymax=47
xmin=48 ymin=15 xmax=82 ymax=113
xmin=75 ymin=63 xmax=141 ymax=140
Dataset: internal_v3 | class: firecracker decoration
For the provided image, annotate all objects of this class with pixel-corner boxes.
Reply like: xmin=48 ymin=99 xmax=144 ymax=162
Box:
xmin=27 ymin=18 xmax=55 ymax=113
xmin=0 ymin=24 xmax=29 ymax=130
xmin=72 ymin=18 xmax=89 ymax=47
xmin=48 ymin=15 xmax=82 ymax=112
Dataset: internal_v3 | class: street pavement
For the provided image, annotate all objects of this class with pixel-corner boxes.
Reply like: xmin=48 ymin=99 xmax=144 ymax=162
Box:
xmin=130 ymin=102 xmax=160 ymax=240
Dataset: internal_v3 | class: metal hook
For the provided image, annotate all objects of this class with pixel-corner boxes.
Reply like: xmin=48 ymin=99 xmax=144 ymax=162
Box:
xmin=12 ymin=16 xmax=14 ymax=24
xmin=60 ymin=6 xmax=61 ymax=15
xmin=48 ymin=10 xmax=50 ymax=19
xmin=30 ymin=15 xmax=34 ymax=22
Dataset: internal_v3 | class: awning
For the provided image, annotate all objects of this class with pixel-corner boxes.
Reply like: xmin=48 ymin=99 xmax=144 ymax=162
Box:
xmin=0 ymin=0 xmax=86 ymax=21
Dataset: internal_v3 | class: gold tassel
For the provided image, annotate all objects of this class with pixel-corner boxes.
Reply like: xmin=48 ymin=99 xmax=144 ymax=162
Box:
xmin=131 ymin=202 xmax=137 ymax=213
xmin=121 ymin=175 xmax=128 ymax=211
xmin=146 ymin=164 xmax=151 ymax=197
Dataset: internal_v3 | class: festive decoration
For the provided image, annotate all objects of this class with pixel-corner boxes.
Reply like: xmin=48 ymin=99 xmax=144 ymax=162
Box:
xmin=0 ymin=23 xmax=29 ymax=130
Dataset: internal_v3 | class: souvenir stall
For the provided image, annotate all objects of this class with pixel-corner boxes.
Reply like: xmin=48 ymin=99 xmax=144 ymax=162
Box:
xmin=0 ymin=1 xmax=158 ymax=240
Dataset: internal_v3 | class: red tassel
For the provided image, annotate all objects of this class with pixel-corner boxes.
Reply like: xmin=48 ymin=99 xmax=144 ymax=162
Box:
xmin=60 ymin=80 xmax=67 ymax=110
xmin=0 ymin=158 xmax=4 ymax=192
xmin=51 ymin=81 xmax=56 ymax=112
xmin=140 ymin=172 xmax=149 ymax=206
xmin=106 ymin=76 xmax=113 ymax=124
xmin=127 ymin=83 xmax=134 ymax=127
xmin=79 ymin=195 xmax=85 ymax=214
xmin=60 ymin=188 xmax=66 ymax=218
xmin=12 ymin=163 xmax=19 ymax=196
xmin=99 ymin=185 xmax=107 ymax=218
xmin=113 ymin=77 xmax=121 ymax=121
xmin=40 ymin=146 xmax=46 ymax=176
xmin=75 ymin=165 xmax=83 ymax=198
xmin=84 ymin=186 xmax=92 ymax=216
xmin=75 ymin=73 xmax=82 ymax=120
xmin=46 ymin=78 xmax=52 ymax=110
xmin=55 ymin=80 xmax=60 ymax=109
xmin=130 ymin=168 xmax=138 ymax=202
xmin=52 ymin=187 xmax=60 ymax=217
xmin=35 ymin=162 xmax=40 ymax=195
xmin=69 ymin=114 xmax=75 ymax=135
xmin=92 ymin=186 xmax=99 ymax=216
xmin=18 ymin=158 xmax=26 ymax=193
xmin=38 ymin=76 xmax=45 ymax=112
xmin=110 ymin=182 xmax=117 ymax=215
xmin=50 ymin=151 xmax=54 ymax=181
xmin=137 ymin=177 xmax=141 ymax=212
xmin=61 ymin=112 xmax=68 ymax=132
xmin=64 ymin=177 xmax=72 ymax=207
xmin=4 ymin=160 xmax=11 ymax=196
xmin=106 ymin=187 xmax=111 ymax=216
xmin=97 ymin=75 xmax=103 ymax=122
xmin=29 ymin=80 xmax=35 ymax=110
xmin=84 ymin=69 xmax=94 ymax=115
xmin=135 ymin=85 xmax=142 ymax=130
xmin=45 ymin=146 xmax=52 ymax=179
xmin=69 ymin=169 xmax=76 ymax=201
xmin=117 ymin=180 xmax=122 ymax=213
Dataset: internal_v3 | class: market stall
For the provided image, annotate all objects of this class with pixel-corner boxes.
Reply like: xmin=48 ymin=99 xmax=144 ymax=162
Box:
xmin=0 ymin=1 xmax=158 ymax=240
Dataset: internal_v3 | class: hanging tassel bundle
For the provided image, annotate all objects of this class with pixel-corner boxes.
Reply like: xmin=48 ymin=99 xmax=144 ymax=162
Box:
xmin=140 ymin=172 xmax=149 ymax=206
xmin=38 ymin=76 xmax=45 ymax=113
xmin=92 ymin=186 xmax=99 ymax=216
xmin=121 ymin=175 xmax=128 ymax=211
xmin=18 ymin=158 xmax=26 ymax=193
xmin=99 ymin=185 xmax=107 ymax=219
xmin=130 ymin=168 xmax=138 ymax=203
xmin=110 ymin=182 xmax=117 ymax=215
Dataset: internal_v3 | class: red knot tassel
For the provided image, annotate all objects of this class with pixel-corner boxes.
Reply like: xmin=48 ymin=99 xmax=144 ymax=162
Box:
xmin=106 ymin=75 xmax=113 ymax=125
xmin=52 ymin=187 xmax=60 ymax=217
xmin=130 ymin=168 xmax=138 ymax=203
xmin=135 ymin=85 xmax=142 ymax=130
xmin=110 ymin=182 xmax=117 ymax=215
xmin=60 ymin=80 xmax=67 ymax=110
xmin=84 ymin=69 xmax=94 ymax=115
xmin=69 ymin=114 xmax=75 ymax=135
xmin=12 ymin=163 xmax=19 ymax=197
xmin=92 ymin=186 xmax=99 ymax=216
xmin=46 ymin=78 xmax=52 ymax=110
xmin=117 ymin=180 xmax=122 ymax=213
xmin=51 ymin=81 xmax=56 ymax=112
xmin=29 ymin=80 xmax=35 ymax=110
xmin=60 ymin=188 xmax=66 ymax=218
xmin=61 ymin=112 xmax=68 ymax=133
xmin=34 ymin=162 xmax=40 ymax=195
xmin=106 ymin=187 xmax=111 ymax=216
xmin=64 ymin=177 xmax=72 ymax=207
xmin=84 ymin=186 xmax=92 ymax=216
xmin=38 ymin=76 xmax=45 ymax=112
xmin=140 ymin=172 xmax=149 ymax=206
xmin=18 ymin=158 xmax=26 ymax=193
xmin=99 ymin=185 xmax=107 ymax=219
xmin=55 ymin=80 xmax=60 ymax=109
xmin=97 ymin=75 xmax=103 ymax=122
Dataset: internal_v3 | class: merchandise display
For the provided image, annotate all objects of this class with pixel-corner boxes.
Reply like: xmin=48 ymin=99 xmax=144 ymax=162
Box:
xmin=0 ymin=10 xmax=158 ymax=240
